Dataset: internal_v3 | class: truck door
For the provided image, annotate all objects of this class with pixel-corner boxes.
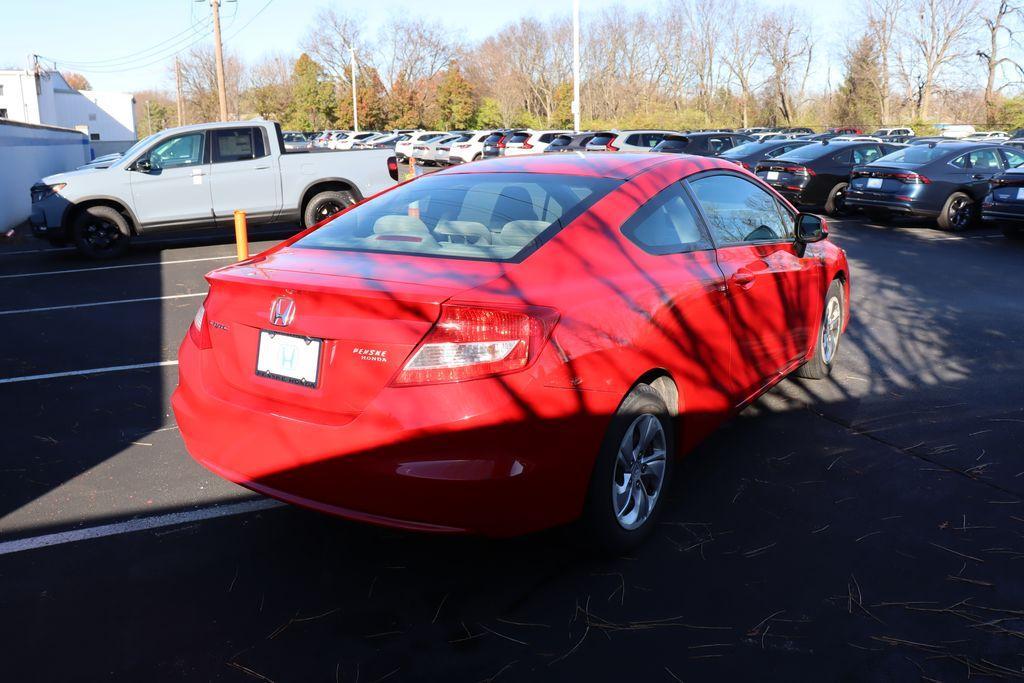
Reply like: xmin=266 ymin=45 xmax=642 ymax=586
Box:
xmin=129 ymin=131 xmax=212 ymax=228
xmin=208 ymin=127 xmax=281 ymax=224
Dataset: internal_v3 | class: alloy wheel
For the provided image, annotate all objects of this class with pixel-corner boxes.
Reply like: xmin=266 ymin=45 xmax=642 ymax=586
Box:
xmin=821 ymin=296 xmax=842 ymax=365
xmin=949 ymin=197 xmax=973 ymax=230
xmin=84 ymin=220 xmax=121 ymax=251
xmin=612 ymin=413 xmax=668 ymax=531
xmin=317 ymin=201 xmax=342 ymax=220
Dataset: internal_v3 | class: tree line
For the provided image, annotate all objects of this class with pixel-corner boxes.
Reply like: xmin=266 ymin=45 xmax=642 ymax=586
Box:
xmin=131 ymin=0 xmax=1024 ymax=138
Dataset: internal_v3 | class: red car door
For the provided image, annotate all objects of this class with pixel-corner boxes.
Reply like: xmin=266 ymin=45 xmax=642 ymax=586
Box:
xmin=686 ymin=172 xmax=821 ymax=404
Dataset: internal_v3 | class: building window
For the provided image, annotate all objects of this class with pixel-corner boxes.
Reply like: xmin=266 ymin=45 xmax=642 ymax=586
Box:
xmin=0 ymin=109 xmax=8 ymax=119
xmin=90 ymin=133 xmax=100 ymax=141
xmin=88 ymin=113 xmax=96 ymax=121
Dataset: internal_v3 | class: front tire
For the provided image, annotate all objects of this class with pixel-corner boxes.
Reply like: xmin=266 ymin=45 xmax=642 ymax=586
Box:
xmin=302 ymin=190 xmax=355 ymax=228
xmin=795 ymin=279 xmax=844 ymax=379
xmin=824 ymin=182 xmax=849 ymax=216
xmin=71 ymin=205 xmax=131 ymax=259
xmin=578 ymin=384 xmax=674 ymax=554
xmin=937 ymin=192 xmax=975 ymax=232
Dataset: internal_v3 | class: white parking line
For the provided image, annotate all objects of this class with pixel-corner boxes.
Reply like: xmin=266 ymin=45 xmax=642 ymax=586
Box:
xmin=0 ymin=292 xmax=206 ymax=316
xmin=0 ymin=255 xmax=233 ymax=280
xmin=0 ymin=498 xmax=285 ymax=556
xmin=0 ymin=246 xmax=76 ymax=257
xmin=0 ymin=360 xmax=178 ymax=385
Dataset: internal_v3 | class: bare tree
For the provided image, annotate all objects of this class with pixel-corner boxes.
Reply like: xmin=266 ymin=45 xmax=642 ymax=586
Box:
xmin=862 ymin=0 xmax=903 ymax=124
xmin=721 ymin=0 xmax=763 ymax=128
xmin=242 ymin=54 xmax=293 ymax=121
xmin=178 ymin=46 xmax=244 ymax=123
xmin=758 ymin=11 xmax=813 ymax=124
xmin=978 ymin=1 xmax=1023 ymax=124
xmin=901 ymin=0 xmax=982 ymax=121
xmin=301 ymin=7 xmax=367 ymax=82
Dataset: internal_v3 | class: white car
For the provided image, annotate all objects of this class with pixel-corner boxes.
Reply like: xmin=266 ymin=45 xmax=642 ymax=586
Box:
xmin=331 ymin=131 xmax=379 ymax=150
xmin=395 ymin=131 xmax=445 ymax=161
xmin=315 ymin=130 xmax=348 ymax=148
xmin=448 ymin=131 xmax=495 ymax=163
xmin=410 ymin=134 xmax=462 ymax=165
xmin=830 ymin=135 xmax=883 ymax=142
xmin=584 ymin=130 xmax=675 ymax=152
xmin=966 ymin=131 xmax=1009 ymax=141
xmin=503 ymin=130 xmax=573 ymax=156
xmin=870 ymin=127 xmax=915 ymax=137
xmin=934 ymin=124 xmax=977 ymax=139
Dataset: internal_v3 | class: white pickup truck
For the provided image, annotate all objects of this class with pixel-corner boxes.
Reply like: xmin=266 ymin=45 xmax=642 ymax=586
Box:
xmin=30 ymin=120 xmax=399 ymax=258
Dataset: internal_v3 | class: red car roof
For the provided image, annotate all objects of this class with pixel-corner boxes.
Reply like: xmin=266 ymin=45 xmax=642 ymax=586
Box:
xmin=438 ymin=152 xmax=727 ymax=180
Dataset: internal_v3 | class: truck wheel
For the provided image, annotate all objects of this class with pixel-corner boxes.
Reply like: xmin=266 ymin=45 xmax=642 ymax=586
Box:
xmin=72 ymin=205 xmax=131 ymax=259
xmin=937 ymin=192 xmax=975 ymax=231
xmin=303 ymin=190 xmax=355 ymax=228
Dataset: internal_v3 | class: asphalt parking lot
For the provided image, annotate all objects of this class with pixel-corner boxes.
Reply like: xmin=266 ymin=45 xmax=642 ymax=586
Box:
xmin=1 ymin=216 xmax=1023 ymax=682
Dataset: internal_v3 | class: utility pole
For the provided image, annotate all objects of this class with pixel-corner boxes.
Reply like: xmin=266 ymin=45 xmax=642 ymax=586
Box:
xmin=174 ymin=56 xmax=184 ymax=126
xmin=146 ymin=100 xmax=153 ymax=136
xmin=349 ymin=46 xmax=359 ymax=133
xmin=572 ymin=0 xmax=580 ymax=132
xmin=211 ymin=0 xmax=229 ymax=121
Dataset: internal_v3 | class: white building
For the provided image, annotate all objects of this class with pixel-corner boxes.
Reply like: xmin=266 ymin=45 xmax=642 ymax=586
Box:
xmin=0 ymin=68 xmax=136 ymax=155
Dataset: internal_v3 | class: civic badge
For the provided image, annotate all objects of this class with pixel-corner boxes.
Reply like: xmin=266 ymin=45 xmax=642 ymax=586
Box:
xmin=269 ymin=296 xmax=296 ymax=327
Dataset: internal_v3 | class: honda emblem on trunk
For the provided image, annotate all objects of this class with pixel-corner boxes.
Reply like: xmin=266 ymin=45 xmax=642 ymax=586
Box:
xmin=269 ymin=297 xmax=296 ymax=327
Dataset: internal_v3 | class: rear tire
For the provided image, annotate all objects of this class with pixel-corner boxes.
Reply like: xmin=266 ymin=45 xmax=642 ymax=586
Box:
xmin=577 ymin=384 xmax=674 ymax=555
xmin=824 ymin=182 xmax=849 ymax=216
xmin=795 ymin=280 xmax=844 ymax=379
xmin=302 ymin=190 xmax=355 ymax=228
xmin=937 ymin=192 xmax=975 ymax=232
xmin=71 ymin=205 xmax=131 ymax=259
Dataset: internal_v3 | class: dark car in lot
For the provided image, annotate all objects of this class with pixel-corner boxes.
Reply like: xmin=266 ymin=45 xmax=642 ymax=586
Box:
xmin=716 ymin=139 xmax=812 ymax=170
xmin=755 ymin=141 xmax=902 ymax=215
xmin=845 ymin=141 xmax=1024 ymax=230
xmin=651 ymin=132 xmax=753 ymax=156
xmin=544 ymin=132 xmax=597 ymax=153
xmin=981 ymin=168 xmax=1024 ymax=239
xmin=482 ymin=130 xmax=517 ymax=158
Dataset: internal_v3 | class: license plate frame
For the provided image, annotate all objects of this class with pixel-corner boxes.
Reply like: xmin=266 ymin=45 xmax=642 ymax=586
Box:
xmin=866 ymin=177 xmax=883 ymax=189
xmin=255 ymin=330 xmax=323 ymax=388
xmin=766 ymin=171 xmax=780 ymax=181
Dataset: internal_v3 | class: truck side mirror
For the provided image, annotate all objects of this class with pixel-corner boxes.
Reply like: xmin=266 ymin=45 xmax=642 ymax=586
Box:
xmin=135 ymin=159 xmax=152 ymax=173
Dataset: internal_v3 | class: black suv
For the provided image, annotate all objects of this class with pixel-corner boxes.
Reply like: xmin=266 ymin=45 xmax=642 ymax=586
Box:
xmin=544 ymin=132 xmax=597 ymax=153
xmin=845 ymin=141 xmax=1022 ymax=230
xmin=651 ymin=132 xmax=753 ymax=156
xmin=755 ymin=140 xmax=903 ymax=215
xmin=981 ymin=167 xmax=1024 ymax=238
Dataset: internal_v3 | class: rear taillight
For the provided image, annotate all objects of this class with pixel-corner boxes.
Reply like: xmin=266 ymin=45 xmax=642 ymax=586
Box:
xmin=522 ymin=141 xmax=534 ymax=149
xmin=497 ymin=136 xmax=507 ymax=148
xmin=606 ymin=141 xmax=619 ymax=151
xmin=785 ymin=165 xmax=815 ymax=176
xmin=391 ymin=304 xmax=559 ymax=385
xmin=387 ymin=156 xmax=398 ymax=181
xmin=891 ymin=172 xmax=930 ymax=184
xmin=189 ymin=300 xmax=212 ymax=349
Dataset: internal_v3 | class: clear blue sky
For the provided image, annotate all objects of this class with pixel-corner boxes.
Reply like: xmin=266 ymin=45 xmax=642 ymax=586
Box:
xmin=2 ymin=0 xmax=846 ymax=93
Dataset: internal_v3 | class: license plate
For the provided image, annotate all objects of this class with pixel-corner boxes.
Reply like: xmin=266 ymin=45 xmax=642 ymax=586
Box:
xmin=1016 ymin=188 xmax=1024 ymax=200
xmin=866 ymin=177 xmax=883 ymax=189
xmin=766 ymin=171 xmax=779 ymax=180
xmin=256 ymin=330 xmax=322 ymax=387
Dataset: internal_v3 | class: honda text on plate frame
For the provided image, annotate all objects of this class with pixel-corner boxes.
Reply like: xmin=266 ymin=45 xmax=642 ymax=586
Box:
xmin=172 ymin=152 xmax=850 ymax=551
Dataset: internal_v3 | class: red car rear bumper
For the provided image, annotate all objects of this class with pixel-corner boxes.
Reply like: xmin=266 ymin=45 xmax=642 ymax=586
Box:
xmin=172 ymin=337 xmax=619 ymax=536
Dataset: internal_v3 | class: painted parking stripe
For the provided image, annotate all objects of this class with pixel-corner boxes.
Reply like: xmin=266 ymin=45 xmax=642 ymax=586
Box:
xmin=0 ymin=498 xmax=285 ymax=556
xmin=0 ymin=254 xmax=233 ymax=280
xmin=0 ymin=360 xmax=178 ymax=385
xmin=0 ymin=246 xmax=76 ymax=257
xmin=0 ymin=292 xmax=206 ymax=316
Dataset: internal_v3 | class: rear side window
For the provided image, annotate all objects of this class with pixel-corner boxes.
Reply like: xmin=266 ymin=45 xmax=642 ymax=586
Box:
xmin=1001 ymin=148 xmax=1024 ymax=168
xmin=688 ymin=173 xmax=793 ymax=245
xmin=212 ymin=128 xmax=266 ymax=163
xmin=968 ymin=148 xmax=1002 ymax=170
xmin=294 ymin=173 xmax=621 ymax=262
xmin=621 ymin=183 xmax=711 ymax=255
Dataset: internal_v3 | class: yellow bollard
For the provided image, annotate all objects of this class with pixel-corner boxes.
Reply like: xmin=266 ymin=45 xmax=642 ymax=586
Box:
xmin=406 ymin=157 xmax=417 ymax=180
xmin=233 ymin=210 xmax=249 ymax=261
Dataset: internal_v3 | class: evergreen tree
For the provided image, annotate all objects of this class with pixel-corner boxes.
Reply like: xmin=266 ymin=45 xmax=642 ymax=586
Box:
xmin=833 ymin=35 xmax=882 ymax=128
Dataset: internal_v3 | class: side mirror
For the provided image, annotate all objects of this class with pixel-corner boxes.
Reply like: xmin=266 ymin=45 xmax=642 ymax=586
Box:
xmin=796 ymin=213 xmax=828 ymax=243
xmin=135 ymin=159 xmax=152 ymax=173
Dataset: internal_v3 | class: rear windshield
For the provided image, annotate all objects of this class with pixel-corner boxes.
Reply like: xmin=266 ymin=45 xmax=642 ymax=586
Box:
xmin=483 ymin=133 xmax=503 ymax=144
xmin=652 ymin=137 xmax=690 ymax=152
xmin=718 ymin=141 xmax=768 ymax=158
xmin=294 ymin=173 xmax=621 ymax=262
xmin=508 ymin=133 xmax=532 ymax=144
xmin=876 ymin=145 xmax=952 ymax=165
xmin=548 ymin=135 xmax=573 ymax=148
xmin=774 ymin=143 xmax=833 ymax=161
xmin=588 ymin=134 xmax=616 ymax=146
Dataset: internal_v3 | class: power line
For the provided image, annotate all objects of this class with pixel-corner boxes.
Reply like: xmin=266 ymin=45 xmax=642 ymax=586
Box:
xmin=40 ymin=16 xmax=213 ymax=69
xmin=224 ymin=0 xmax=278 ymax=41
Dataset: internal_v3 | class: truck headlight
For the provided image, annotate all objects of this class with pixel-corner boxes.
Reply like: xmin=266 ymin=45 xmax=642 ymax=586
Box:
xmin=31 ymin=183 xmax=66 ymax=203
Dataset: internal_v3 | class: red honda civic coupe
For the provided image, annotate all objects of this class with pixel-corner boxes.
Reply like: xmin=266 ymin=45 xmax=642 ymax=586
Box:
xmin=173 ymin=153 xmax=850 ymax=551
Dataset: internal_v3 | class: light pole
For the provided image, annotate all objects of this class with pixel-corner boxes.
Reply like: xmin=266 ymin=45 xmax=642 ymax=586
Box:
xmin=572 ymin=0 xmax=580 ymax=132
xmin=349 ymin=46 xmax=359 ymax=133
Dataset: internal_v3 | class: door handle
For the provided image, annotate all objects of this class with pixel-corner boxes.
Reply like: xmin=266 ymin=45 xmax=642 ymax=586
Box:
xmin=972 ymin=174 xmax=987 ymax=180
xmin=732 ymin=271 xmax=756 ymax=289
xmin=254 ymin=165 xmax=270 ymax=170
